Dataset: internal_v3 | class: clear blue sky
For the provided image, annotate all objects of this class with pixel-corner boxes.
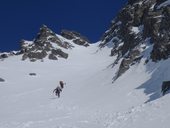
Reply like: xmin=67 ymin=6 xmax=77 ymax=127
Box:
xmin=0 ymin=0 xmax=127 ymax=52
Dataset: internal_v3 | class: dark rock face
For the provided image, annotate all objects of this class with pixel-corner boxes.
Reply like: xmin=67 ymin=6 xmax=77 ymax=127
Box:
xmin=101 ymin=0 xmax=170 ymax=79
xmin=20 ymin=25 xmax=90 ymax=62
xmin=128 ymin=0 xmax=139 ymax=5
xmin=21 ymin=25 xmax=71 ymax=61
xmin=34 ymin=25 xmax=71 ymax=49
xmin=162 ymin=81 xmax=170 ymax=96
xmin=0 ymin=52 xmax=17 ymax=59
xmin=0 ymin=54 xmax=8 ymax=59
xmin=29 ymin=73 xmax=36 ymax=76
xmin=115 ymin=49 xmax=141 ymax=79
xmin=1 ymin=25 xmax=91 ymax=62
xmin=61 ymin=30 xmax=90 ymax=47
xmin=0 ymin=78 xmax=5 ymax=82
xmin=49 ymin=54 xmax=58 ymax=60
xmin=73 ymin=39 xmax=90 ymax=47
xmin=51 ymin=49 xmax=68 ymax=59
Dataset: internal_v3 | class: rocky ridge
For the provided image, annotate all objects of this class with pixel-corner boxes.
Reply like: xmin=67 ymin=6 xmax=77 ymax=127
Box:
xmin=0 ymin=51 xmax=19 ymax=60
xmin=100 ymin=0 xmax=170 ymax=80
xmin=17 ymin=25 xmax=90 ymax=62
xmin=61 ymin=30 xmax=90 ymax=47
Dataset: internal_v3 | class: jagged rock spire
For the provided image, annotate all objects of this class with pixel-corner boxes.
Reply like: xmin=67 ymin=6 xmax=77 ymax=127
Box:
xmin=21 ymin=25 xmax=70 ymax=62
xmin=34 ymin=25 xmax=60 ymax=46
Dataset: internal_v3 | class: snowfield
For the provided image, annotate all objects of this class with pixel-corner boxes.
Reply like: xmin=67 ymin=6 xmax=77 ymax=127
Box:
xmin=0 ymin=42 xmax=170 ymax=128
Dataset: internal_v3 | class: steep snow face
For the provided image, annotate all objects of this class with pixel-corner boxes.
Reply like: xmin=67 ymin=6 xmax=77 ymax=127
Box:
xmin=0 ymin=42 xmax=170 ymax=128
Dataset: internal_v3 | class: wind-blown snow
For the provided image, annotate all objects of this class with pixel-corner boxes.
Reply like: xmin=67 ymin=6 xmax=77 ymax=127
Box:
xmin=0 ymin=40 xmax=170 ymax=128
xmin=131 ymin=25 xmax=144 ymax=34
xmin=157 ymin=0 xmax=170 ymax=9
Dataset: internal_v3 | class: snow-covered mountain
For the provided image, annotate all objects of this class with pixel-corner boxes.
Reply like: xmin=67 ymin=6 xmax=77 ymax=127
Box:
xmin=101 ymin=0 xmax=170 ymax=80
xmin=19 ymin=25 xmax=90 ymax=62
xmin=1 ymin=0 xmax=170 ymax=128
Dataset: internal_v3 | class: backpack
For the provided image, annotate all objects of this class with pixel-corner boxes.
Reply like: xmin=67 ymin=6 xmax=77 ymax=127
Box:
xmin=60 ymin=81 xmax=64 ymax=88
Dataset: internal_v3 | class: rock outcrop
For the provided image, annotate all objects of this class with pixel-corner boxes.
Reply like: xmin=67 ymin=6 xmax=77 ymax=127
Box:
xmin=21 ymin=25 xmax=71 ymax=61
xmin=162 ymin=81 xmax=170 ymax=96
xmin=61 ymin=30 xmax=90 ymax=47
xmin=29 ymin=73 xmax=37 ymax=76
xmin=0 ymin=78 xmax=5 ymax=82
xmin=0 ymin=51 xmax=18 ymax=60
xmin=18 ymin=25 xmax=91 ymax=62
xmin=100 ymin=0 xmax=170 ymax=80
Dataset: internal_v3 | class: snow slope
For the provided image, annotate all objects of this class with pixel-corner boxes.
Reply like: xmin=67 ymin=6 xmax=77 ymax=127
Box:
xmin=0 ymin=42 xmax=170 ymax=128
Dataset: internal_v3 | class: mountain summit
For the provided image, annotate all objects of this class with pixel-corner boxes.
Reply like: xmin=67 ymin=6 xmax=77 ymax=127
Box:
xmin=18 ymin=25 xmax=91 ymax=62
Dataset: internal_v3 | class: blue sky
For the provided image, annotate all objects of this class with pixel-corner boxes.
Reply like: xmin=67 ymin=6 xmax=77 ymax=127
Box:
xmin=0 ymin=0 xmax=127 ymax=52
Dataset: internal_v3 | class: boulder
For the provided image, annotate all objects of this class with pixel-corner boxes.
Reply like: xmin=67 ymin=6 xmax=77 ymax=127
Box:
xmin=29 ymin=73 xmax=36 ymax=76
xmin=61 ymin=30 xmax=75 ymax=40
xmin=48 ymin=54 xmax=58 ymax=60
xmin=162 ymin=81 xmax=170 ymax=96
xmin=27 ymin=50 xmax=47 ymax=60
xmin=115 ymin=49 xmax=141 ymax=80
xmin=51 ymin=49 xmax=68 ymax=59
xmin=0 ymin=54 xmax=8 ymax=59
xmin=73 ymin=39 xmax=89 ymax=47
xmin=0 ymin=78 xmax=5 ymax=82
xmin=61 ymin=29 xmax=90 ymax=47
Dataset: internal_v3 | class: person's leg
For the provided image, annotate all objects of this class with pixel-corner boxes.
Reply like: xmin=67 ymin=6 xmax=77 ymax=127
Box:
xmin=56 ymin=91 xmax=58 ymax=97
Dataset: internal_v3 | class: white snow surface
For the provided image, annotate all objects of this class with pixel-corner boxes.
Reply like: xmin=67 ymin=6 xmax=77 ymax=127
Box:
xmin=157 ymin=0 xmax=170 ymax=9
xmin=1 ymin=41 xmax=170 ymax=128
xmin=131 ymin=25 xmax=143 ymax=34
